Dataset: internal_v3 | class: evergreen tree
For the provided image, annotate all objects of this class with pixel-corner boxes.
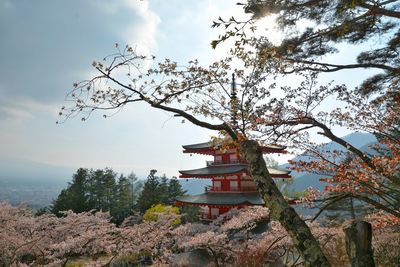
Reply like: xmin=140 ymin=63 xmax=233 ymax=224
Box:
xmin=158 ymin=174 xmax=170 ymax=204
xmin=51 ymin=168 xmax=89 ymax=215
xmin=68 ymin=168 xmax=89 ymax=213
xmin=102 ymin=168 xmax=117 ymax=212
xmin=136 ymin=169 xmax=161 ymax=213
xmin=52 ymin=167 xmax=136 ymax=224
xmin=112 ymin=174 xmax=134 ymax=225
xmin=86 ymin=169 xmax=104 ymax=210
xmin=51 ymin=189 xmax=71 ymax=216
xmin=167 ymin=177 xmax=186 ymax=205
xmin=128 ymin=172 xmax=141 ymax=204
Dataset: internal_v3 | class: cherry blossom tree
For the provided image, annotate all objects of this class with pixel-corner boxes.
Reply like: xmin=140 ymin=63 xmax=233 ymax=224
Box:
xmin=0 ymin=202 xmax=117 ymax=266
xmin=2 ymin=202 xmax=400 ymax=266
xmin=59 ymin=44 xmax=335 ymax=265
xmin=266 ymin=85 xmax=400 ymax=219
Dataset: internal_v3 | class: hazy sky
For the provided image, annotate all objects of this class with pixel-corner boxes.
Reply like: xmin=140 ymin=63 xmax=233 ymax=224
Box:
xmin=0 ymin=0 xmax=375 ymax=179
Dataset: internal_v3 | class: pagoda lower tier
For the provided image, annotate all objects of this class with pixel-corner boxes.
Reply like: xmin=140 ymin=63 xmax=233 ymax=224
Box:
xmin=176 ymin=192 xmax=297 ymax=220
xmin=176 ymin=192 xmax=263 ymax=220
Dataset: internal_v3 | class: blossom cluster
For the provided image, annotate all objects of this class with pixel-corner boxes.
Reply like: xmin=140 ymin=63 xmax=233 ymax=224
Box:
xmin=1 ymin=202 xmax=399 ymax=266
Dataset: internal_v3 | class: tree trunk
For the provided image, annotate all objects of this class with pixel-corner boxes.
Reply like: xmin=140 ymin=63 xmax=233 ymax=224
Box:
xmin=240 ymin=140 xmax=330 ymax=267
xmin=344 ymin=220 xmax=375 ymax=267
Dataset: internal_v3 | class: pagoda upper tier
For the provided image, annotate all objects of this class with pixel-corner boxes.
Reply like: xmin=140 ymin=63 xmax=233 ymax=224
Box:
xmin=182 ymin=142 xmax=287 ymax=155
xmin=179 ymin=164 xmax=290 ymax=178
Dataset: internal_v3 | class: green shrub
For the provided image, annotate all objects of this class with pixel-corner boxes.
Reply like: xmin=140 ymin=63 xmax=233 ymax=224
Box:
xmin=143 ymin=204 xmax=181 ymax=225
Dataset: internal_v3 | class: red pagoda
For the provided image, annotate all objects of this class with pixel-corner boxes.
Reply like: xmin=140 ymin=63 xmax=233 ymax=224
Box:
xmin=175 ymin=141 xmax=291 ymax=220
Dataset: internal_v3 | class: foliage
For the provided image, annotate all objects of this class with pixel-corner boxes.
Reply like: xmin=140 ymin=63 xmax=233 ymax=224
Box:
xmin=285 ymin=90 xmax=400 ymax=219
xmin=110 ymin=252 xmax=152 ymax=267
xmin=322 ymin=194 xmax=372 ymax=224
xmin=143 ymin=204 xmax=181 ymax=226
xmin=3 ymin=203 xmax=400 ymax=266
xmin=136 ymin=170 xmax=160 ymax=213
xmin=372 ymin=225 xmax=400 ymax=266
xmin=52 ymin=168 xmax=140 ymax=225
xmin=213 ymin=0 xmax=400 ymax=95
xmin=58 ymin=43 xmax=399 ymax=222
xmin=211 ymin=1 xmax=400 ymax=223
xmin=52 ymin=168 xmax=184 ymax=225
xmin=166 ymin=176 xmax=187 ymax=205
xmin=0 ymin=202 xmax=116 ymax=266
xmin=180 ymin=206 xmax=201 ymax=223
xmin=136 ymin=170 xmax=186 ymax=213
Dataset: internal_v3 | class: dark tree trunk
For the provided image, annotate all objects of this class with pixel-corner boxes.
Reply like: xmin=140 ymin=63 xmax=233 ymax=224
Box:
xmin=240 ymin=140 xmax=331 ymax=267
xmin=344 ymin=220 xmax=375 ymax=267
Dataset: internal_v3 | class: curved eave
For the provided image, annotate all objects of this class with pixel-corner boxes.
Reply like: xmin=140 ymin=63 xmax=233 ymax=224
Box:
xmin=175 ymin=200 xmax=262 ymax=207
xmin=175 ymin=193 xmax=265 ymax=207
xmin=175 ymin=193 xmax=299 ymax=207
xmin=182 ymin=148 xmax=214 ymax=155
xmin=182 ymin=142 xmax=214 ymax=155
xmin=182 ymin=142 xmax=287 ymax=154
xmin=179 ymin=165 xmax=291 ymax=179
xmin=179 ymin=172 xmax=291 ymax=179
xmin=179 ymin=164 xmax=247 ymax=178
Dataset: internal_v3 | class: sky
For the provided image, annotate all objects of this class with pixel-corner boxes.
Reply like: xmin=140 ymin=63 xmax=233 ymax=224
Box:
xmin=0 ymin=0 xmax=375 ymax=181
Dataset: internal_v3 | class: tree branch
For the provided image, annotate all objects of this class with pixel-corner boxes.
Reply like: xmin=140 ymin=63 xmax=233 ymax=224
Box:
xmin=358 ymin=2 xmax=400 ymax=19
xmin=148 ymin=100 xmax=238 ymax=140
xmin=283 ymin=59 xmax=399 ymax=74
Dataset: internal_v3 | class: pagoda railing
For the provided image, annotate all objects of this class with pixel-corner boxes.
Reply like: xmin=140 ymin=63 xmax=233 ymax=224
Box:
xmin=206 ymin=159 xmax=247 ymax=166
xmin=205 ymin=186 xmax=258 ymax=193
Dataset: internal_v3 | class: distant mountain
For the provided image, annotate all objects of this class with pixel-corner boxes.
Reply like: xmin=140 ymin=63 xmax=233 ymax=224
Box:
xmin=287 ymin=132 xmax=377 ymax=192
xmin=285 ymin=132 xmax=377 ymax=166
xmin=179 ymin=179 xmax=211 ymax=195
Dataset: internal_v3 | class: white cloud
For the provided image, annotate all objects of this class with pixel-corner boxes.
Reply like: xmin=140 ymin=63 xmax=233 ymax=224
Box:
xmin=121 ymin=0 xmax=161 ymax=54
xmin=0 ymin=97 xmax=59 ymax=122
xmin=0 ymin=0 xmax=161 ymax=102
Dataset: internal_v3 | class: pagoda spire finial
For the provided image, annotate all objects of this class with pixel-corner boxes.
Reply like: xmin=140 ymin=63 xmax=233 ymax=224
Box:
xmin=230 ymin=73 xmax=239 ymax=131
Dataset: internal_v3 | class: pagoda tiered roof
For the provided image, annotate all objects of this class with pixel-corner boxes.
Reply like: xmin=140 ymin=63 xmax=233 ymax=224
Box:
xmin=176 ymin=192 xmax=297 ymax=207
xmin=179 ymin=164 xmax=291 ymax=178
xmin=175 ymin=192 xmax=264 ymax=207
xmin=182 ymin=142 xmax=287 ymax=155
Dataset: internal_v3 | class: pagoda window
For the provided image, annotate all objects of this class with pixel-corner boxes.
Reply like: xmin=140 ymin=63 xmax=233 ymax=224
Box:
xmin=221 ymin=154 xmax=230 ymax=163
xmin=229 ymin=153 xmax=238 ymax=163
xmin=230 ymin=180 xmax=239 ymax=191
xmin=214 ymin=155 xmax=222 ymax=164
xmin=213 ymin=180 xmax=221 ymax=191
